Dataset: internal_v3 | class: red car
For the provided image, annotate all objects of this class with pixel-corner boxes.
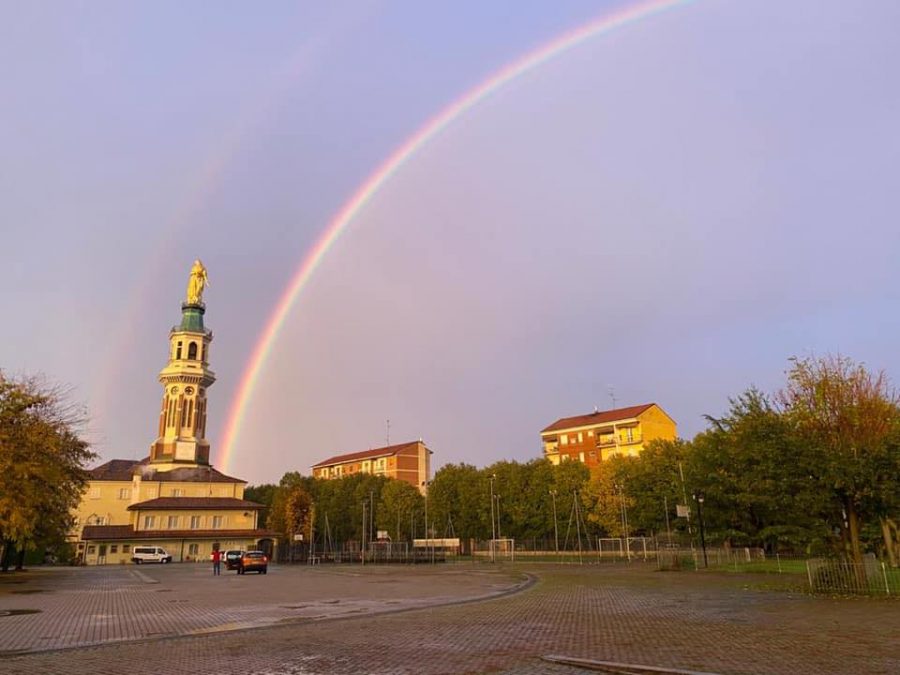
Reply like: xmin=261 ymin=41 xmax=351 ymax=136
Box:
xmin=238 ymin=550 xmax=268 ymax=574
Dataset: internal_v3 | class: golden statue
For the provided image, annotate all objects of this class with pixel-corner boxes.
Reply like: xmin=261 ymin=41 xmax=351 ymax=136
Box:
xmin=186 ymin=259 xmax=209 ymax=304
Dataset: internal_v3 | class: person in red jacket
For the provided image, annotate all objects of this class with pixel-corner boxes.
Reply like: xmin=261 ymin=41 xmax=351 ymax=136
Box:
xmin=211 ymin=548 xmax=222 ymax=576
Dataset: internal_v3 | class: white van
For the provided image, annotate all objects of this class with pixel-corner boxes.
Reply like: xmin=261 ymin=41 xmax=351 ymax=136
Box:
xmin=131 ymin=546 xmax=172 ymax=564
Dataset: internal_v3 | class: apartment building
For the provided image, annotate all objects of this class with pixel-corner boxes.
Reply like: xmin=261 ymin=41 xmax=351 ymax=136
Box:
xmin=311 ymin=440 xmax=431 ymax=494
xmin=541 ymin=403 xmax=676 ymax=468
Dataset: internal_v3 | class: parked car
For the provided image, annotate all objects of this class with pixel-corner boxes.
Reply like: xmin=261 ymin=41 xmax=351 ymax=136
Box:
xmin=224 ymin=549 xmax=244 ymax=571
xmin=238 ymin=550 xmax=268 ymax=574
xmin=131 ymin=546 xmax=172 ymax=564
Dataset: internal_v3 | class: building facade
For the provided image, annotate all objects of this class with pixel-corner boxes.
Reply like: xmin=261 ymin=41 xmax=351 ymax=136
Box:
xmin=71 ymin=262 xmax=273 ymax=564
xmin=311 ymin=440 xmax=431 ymax=494
xmin=540 ymin=403 xmax=676 ymax=468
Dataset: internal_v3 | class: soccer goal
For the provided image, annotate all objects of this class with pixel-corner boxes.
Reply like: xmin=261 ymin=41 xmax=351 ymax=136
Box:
xmin=490 ymin=538 xmax=516 ymax=561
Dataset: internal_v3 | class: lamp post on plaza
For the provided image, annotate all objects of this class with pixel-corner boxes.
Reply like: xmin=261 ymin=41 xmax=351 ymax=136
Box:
xmin=489 ymin=474 xmax=497 ymax=562
xmin=693 ymin=492 xmax=708 ymax=568
xmin=422 ymin=479 xmax=432 ymax=564
xmin=549 ymin=490 xmax=559 ymax=553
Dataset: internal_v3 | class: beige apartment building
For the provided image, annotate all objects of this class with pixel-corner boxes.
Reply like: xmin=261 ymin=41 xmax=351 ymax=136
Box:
xmin=541 ymin=403 xmax=676 ymax=468
xmin=311 ymin=440 xmax=431 ymax=494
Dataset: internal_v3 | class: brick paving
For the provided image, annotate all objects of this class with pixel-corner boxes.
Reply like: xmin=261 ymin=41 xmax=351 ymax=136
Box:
xmin=1 ymin=563 xmax=898 ymax=674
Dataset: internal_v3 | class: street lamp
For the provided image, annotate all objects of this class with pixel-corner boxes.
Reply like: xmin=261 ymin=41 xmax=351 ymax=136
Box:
xmin=549 ymin=490 xmax=559 ymax=553
xmin=489 ymin=474 xmax=497 ymax=562
xmin=693 ymin=492 xmax=708 ymax=568
xmin=422 ymin=479 xmax=432 ymax=564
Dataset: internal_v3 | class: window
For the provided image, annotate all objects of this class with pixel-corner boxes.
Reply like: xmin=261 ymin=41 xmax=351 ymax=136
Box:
xmin=171 ymin=488 xmax=184 ymax=497
xmin=168 ymin=516 xmax=179 ymax=529
xmin=176 ymin=341 xmax=183 ymax=359
xmin=588 ymin=430 xmax=594 ymax=437
xmin=110 ymin=545 xmax=118 ymax=554
xmin=188 ymin=543 xmax=199 ymax=556
xmin=118 ymin=488 xmax=131 ymax=499
xmin=188 ymin=342 xmax=198 ymax=360
xmin=143 ymin=516 xmax=155 ymax=529
xmin=123 ymin=545 xmax=130 ymax=553
xmin=89 ymin=487 xmax=101 ymax=499
xmin=88 ymin=546 xmax=96 ymax=554
xmin=579 ymin=452 xmax=585 ymax=462
xmin=212 ymin=516 xmax=224 ymax=529
xmin=560 ymin=435 xmax=568 ymax=445
xmin=190 ymin=516 xmax=201 ymax=529
xmin=626 ymin=428 xmax=634 ymax=442
xmin=577 ymin=432 xmax=583 ymax=443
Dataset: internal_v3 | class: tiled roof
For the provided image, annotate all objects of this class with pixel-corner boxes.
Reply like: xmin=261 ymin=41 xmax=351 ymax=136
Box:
xmin=88 ymin=458 xmax=148 ymax=481
xmin=311 ymin=440 xmax=426 ymax=469
xmin=81 ymin=525 xmax=275 ymax=541
xmin=135 ymin=465 xmax=245 ymax=484
xmin=127 ymin=497 xmax=264 ymax=511
xmin=541 ymin=404 xmax=656 ymax=433
xmin=88 ymin=460 xmax=245 ymax=484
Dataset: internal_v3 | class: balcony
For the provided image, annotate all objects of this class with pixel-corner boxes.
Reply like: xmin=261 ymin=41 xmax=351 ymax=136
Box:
xmin=596 ymin=434 xmax=642 ymax=448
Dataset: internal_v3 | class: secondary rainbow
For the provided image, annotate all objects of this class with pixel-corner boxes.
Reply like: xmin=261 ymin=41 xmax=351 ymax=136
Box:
xmin=217 ymin=0 xmax=695 ymax=472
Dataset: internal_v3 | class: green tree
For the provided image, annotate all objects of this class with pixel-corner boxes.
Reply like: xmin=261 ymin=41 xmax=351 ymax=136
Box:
xmin=376 ymin=479 xmax=423 ymax=541
xmin=244 ymin=483 xmax=277 ymax=528
xmin=0 ymin=374 xmax=94 ymax=570
xmin=777 ymin=355 xmax=900 ymax=563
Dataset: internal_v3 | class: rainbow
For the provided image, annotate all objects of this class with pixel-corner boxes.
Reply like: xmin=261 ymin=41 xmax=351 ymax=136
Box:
xmin=217 ymin=0 xmax=695 ymax=473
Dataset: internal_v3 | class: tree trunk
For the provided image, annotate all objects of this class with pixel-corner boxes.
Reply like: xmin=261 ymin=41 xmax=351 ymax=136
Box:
xmin=883 ymin=518 xmax=900 ymax=568
xmin=0 ymin=540 xmax=12 ymax=572
xmin=15 ymin=547 xmax=25 ymax=571
xmin=846 ymin=500 xmax=864 ymax=565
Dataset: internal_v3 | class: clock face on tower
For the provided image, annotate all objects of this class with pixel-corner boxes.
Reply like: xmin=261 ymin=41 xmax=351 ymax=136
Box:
xmin=175 ymin=441 xmax=195 ymax=461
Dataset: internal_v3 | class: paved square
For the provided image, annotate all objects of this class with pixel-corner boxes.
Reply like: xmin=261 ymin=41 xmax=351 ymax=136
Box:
xmin=1 ymin=562 xmax=897 ymax=674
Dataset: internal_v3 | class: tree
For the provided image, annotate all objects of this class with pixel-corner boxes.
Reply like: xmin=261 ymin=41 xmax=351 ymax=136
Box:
xmin=0 ymin=374 xmax=94 ymax=570
xmin=244 ymin=483 xmax=277 ymax=528
xmin=376 ymin=479 xmax=423 ymax=541
xmin=777 ymin=355 xmax=900 ymax=564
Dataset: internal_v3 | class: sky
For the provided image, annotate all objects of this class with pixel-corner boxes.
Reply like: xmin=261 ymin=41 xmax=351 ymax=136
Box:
xmin=2 ymin=1 xmax=900 ymax=484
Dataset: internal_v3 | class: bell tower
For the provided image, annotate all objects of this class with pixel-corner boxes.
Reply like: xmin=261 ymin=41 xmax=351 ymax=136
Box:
xmin=150 ymin=260 xmax=215 ymax=467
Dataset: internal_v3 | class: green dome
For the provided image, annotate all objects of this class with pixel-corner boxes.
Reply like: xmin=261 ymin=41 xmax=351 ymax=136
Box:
xmin=178 ymin=302 xmax=206 ymax=333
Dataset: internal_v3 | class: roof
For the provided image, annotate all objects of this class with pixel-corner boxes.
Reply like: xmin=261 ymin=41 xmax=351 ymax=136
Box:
xmin=88 ymin=460 xmax=246 ymax=484
xmin=81 ymin=525 xmax=275 ymax=541
xmin=88 ymin=458 xmax=148 ymax=481
xmin=541 ymin=404 xmax=657 ymax=434
xmin=312 ymin=440 xmax=428 ymax=469
xmin=136 ymin=465 xmax=245 ymax=484
xmin=127 ymin=497 xmax=264 ymax=511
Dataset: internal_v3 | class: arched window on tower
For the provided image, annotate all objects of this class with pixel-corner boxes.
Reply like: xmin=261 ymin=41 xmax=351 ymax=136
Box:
xmin=200 ymin=343 xmax=205 ymax=362
xmin=176 ymin=341 xmax=183 ymax=359
xmin=188 ymin=342 xmax=198 ymax=360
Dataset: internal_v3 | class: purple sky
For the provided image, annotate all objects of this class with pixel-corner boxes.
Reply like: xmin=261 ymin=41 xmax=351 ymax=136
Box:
xmin=3 ymin=1 xmax=900 ymax=484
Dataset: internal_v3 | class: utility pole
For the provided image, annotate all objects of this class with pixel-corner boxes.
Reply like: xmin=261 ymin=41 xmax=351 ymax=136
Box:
xmin=609 ymin=386 xmax=617 ymax=410
xmin=550 ymin=490 xmax=559 ymax=553
xmin=693 ymin=492 xmax=708 ymax=568
xmin=679 ymin=462 xmax=693 ymax=535
xmin=361 ymin=502 xmax=367 ymax=566
xmin=489 ymin=474 xmax=497 ymax=562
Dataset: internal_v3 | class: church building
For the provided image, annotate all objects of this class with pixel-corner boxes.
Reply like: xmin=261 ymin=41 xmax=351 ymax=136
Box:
xmin=71 ymin=262 xmax=273 ymax=564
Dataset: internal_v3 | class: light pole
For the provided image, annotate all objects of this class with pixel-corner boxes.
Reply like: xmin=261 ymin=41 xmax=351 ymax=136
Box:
xmin=549 ymin=490 xmax=559 ymax=553
xmin=489 ymin=474 xmax=497 ymax=562
xmin=422 ymin=479 xmax=433 ymax=564
xmin=693 ymin=492 xmax=708 ymax=568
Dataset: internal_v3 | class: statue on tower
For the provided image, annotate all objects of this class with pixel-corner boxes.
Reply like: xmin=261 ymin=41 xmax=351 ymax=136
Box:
xmin=186 ymin=259 xmax=209 ymax=305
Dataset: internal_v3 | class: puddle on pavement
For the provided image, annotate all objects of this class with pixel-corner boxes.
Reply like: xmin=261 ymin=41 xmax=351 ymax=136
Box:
xmin=0 ymin=609 xmax=42 ymax=617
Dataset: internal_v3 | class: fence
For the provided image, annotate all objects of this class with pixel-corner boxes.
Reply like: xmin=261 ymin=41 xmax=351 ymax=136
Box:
xmin=807 ymin=557 xmax=899 ymax=595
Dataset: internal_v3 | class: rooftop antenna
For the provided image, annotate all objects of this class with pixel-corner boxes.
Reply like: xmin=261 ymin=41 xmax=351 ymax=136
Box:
xmin=609 ymin=387 xmax=617 ymax=410
xmin=386 ymin=419 xmax=390 ymax=446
